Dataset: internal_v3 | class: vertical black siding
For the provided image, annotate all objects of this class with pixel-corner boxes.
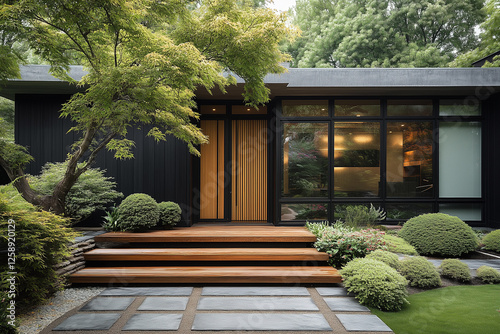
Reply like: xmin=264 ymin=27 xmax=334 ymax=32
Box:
xmin=484 ymin=93 xmax=500 ymax=229
xmin=15 ymin=94 xmax=192 ymax=226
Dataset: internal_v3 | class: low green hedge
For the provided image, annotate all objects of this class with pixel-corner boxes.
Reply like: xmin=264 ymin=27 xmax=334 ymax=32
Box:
xmin=476 ymin=266 xmax=500 ymax=284
xmin=400 ymin=256 xmax=441 ymax=288
xmin=340 ymin=258 xmax=408 ymax=311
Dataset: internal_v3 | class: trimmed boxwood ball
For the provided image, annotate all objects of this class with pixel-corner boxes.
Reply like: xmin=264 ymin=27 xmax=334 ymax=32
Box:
xmin=117 ymin=193 xmax=160 ymax=232
xmin=340 ymin=258 xmax=408 ymax=312
xmin=399 ymin=213 xmax=479 ymax=257
xmin=158 ymin=201 xmax=182 ymax=228
xmin=366 ymin=249 xmax=401 ymax=271
xmin=400 ymin=256 xmax=441 ymax=288
xmin=482 ymin=229 xmax=500 ymax=253
xmin=476 ymin=266 xmax=500 ymax=284
xmin=439 ymin=259 xmax=471 ymax=282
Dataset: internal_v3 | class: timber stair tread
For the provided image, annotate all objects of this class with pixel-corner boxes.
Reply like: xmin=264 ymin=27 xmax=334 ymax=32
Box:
xmin=84 ymin=248 xmax=329 ymax=261
xmin=94 ymin=226 xmax=317 ymax=243
xmin=70 ymin=266 xmax=341 ymax=284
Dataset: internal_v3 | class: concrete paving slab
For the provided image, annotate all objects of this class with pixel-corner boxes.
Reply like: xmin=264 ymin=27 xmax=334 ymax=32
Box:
xmin=122 ymin=313 xmax=183 ymax=331
xmin=316 ymin=287 xmax=348 ymax=296
xmin=197 ymin=297 xmax=319 ymax=311
xmin=80 ymin=297 xmax=134 ymax=311
xmin=201 ymin=286 xmax=310 ymax=296
xmin=192 ymin=313 xmax=332 ymax=331
xmin=53 ymin=313 xmax=120 ymax=331
xmin=324 ymin=297 xmax=370 ymax=311
xmin=336 ymin=314 xmax=392 ymax=332
xmin=137 ymin=297 xmax=189 ymax=311
xmin=100 ymin=287 xmax=193 ymax=296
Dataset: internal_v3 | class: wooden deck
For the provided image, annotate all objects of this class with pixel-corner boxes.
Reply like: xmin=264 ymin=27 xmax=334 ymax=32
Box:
xmin=71 ymin=225 xmax=341 ymax=284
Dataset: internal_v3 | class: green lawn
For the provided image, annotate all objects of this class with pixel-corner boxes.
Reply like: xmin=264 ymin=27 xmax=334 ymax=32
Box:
xmin=371 ymin=285 xmax=500 ymax=334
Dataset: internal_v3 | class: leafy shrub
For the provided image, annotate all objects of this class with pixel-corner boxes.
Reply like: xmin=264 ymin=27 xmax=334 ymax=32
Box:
xmin=158 ymin=201 xmax=181 ymax=228
xmin=344 ymin=204 xmax=386 ymax=228
xmin=383 ymin=234 xmax=419 ymax=255
xmin=366 ymin=250 xmax=401 ymax=270
xmin=340 ymin=258 xmax=408 ymax=311
xmin=29 ymin=162 xmax=123 ymax=223
xmin=400 ymin=256 xmax=441 ymax=288
xmin=0 ymin=291 xmax=18 ymax=333
xmin=439 ymin=259 xmax=471 ymax=282
xmin=305 ymin=221 xmax=332 ymax=238
xmin=476 ymin=266 xmax=500 ymax=284
xmin=482 ymin=229 xmax=500 ymax=253
xmin=0 ymin=185 xmax=78 ymax=310
xmin=399 ymin=213 xmax=479 ymax=257
xmin=314 ymin=224 xmax=387 ymax=268
xmin=102 ymin=207 xmax=121 ymax=231
xmin=117 ymin=193 xmax=160 ymax=231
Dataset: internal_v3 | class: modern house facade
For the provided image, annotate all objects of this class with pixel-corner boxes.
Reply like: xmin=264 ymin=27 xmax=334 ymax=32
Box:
xmin=2 ymin=65 xmax=500 ymax=228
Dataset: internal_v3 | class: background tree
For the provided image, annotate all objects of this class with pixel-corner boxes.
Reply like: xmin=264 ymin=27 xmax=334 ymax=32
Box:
xmin=0 ymin=0 xmax=293 ymax=215
xmin=286 ymin=0 xmax=485 ymax=67
xmin=452 ymin=0 xmax=500 ymax=67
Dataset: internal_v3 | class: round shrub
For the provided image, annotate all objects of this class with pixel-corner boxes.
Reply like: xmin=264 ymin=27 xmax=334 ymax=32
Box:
xmin=400 ymin=256 xmax=441 ymax=288
xmin=366 ymin=250 xmax=401 ymax=271
xmin=399 ymin=213 xmax=479 ymax=257
xmin=482 ymin=230 xmax=500 ymax=253
xmin=383 ymin=234 xmax=419 ymax=255
xmin=438 ymin=259 xmax=471 ymax=282
xmin=117 ymin=193 xmax=159 ymax=232
xmin=340 ymin=258 xmax=408 ymax=311
xmin=476 ymin=266 xmax=500 ymax=284
xmin=158 ymin=201 xmax=181 ymax=228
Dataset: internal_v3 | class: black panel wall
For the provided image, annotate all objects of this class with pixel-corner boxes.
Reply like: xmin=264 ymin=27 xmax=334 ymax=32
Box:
xmin=484 ymin=92 xmax=500 ymax=229
xmin=15 ymin=94 xmax=192 ymax=226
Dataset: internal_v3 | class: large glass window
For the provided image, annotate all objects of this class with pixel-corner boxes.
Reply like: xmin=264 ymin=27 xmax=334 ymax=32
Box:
xmin=282 ymin=123 xmax=329 ymax=197
xmin=386 ymin=122 xmax=433 ymax=197
xmin=439 ymin=122 xmax=481 ymax=198
xmin=334 ymin=122 xmax=380 ymax=197
xmin=335 ymin=100 xmax=380 ymax=117
xmin=440 ymin=99 xmax=481 ymax=116
xmin=385 ymin=203 xmax=433 ymax=220
xmin=439 ymin=203 xmax=482 ymax=221
xmin=387 ymin=100 xmax=433 ymax=116
xmin=282 ymin=100 xmax=329 ymax=117
xmin=281 ymin=203 xmax=328 ymax=221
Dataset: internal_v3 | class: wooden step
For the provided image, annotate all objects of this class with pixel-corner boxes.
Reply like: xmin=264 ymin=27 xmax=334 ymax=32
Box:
xmin=84 ymin=248 xmax=329 ymax=262
xmin=94 ymin=226 xmax=317 ymax=243
xmin=70 ymin=266 xmax=341 ymax=284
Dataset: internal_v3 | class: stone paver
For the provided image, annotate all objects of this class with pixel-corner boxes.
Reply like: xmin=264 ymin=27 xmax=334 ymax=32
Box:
xmin=138 ymin=297 xmax=189 ymax=311
xmin=197 ymin=296 xmax=319 ymax=311
xmin=122 ymin=313 xmax=183 ymax=331
xmin=324 ymin=297 xmax=370 ymax=312
xmin=202 ymin=286 xmax=310 ymax=296
xmin=192 ymin=313 xmax=332 ymax=331
xmin=316 ymin=287 xmax=349 ymax=296
xmin=336 ymin=314 xmax=393 ymax=332
xmin=80 ymin=297 xmax=134 ymax=311
xmin=53 ymin=313 xmax=121 ymax=331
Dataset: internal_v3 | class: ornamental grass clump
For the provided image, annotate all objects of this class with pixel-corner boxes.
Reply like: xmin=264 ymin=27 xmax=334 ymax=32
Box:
xmin=366 ymin=249 xmax=401 ymax=271
xmin=314 ymin=224 xmax=387 ymax=268
xmin=340 ymin=258 xmax=408 ymax=312
xmin=438 ymin=259 xmax=471 ymax=282
xmin=399 ymin=213 xmax=479 ymax=257
xmin=476 ymin=266 xmax=500 ymax=284
xmin=482 ymin=229 xmax=500 ymax=253
xmin=400 ymin=256 xmax=441 ymax=288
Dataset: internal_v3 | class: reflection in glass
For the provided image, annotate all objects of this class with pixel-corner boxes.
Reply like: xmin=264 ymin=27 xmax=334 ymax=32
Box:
xmin=439 ymin=99 xmax=481 ymax=116
xmin=386 ymin=122 xmax=433 ymax=197
xmin=282 ymin=100 xmax=329 ymax=117
xmin=385 ymin=203 xmax=433 ymax=220
xmin=335 ymin=100 xmax=380 ymax=117
xmin=387 ymin=100 xmax=433 ymax=116
xmin=282 ymin=123 xmax=329 ymax=197
xmin=334 ymin=122 xmax=380 ymax=197
xmin=439 ymin=122 xmax=481 ymax=198
xmin=281 ymin=203 xmax=328 ymax=221
xmin=439 ymin=203 xmax=482 ymax=221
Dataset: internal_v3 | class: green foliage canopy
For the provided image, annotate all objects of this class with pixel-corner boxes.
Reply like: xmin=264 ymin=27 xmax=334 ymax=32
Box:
xmin=287 ymin=0 xmax=485 ymax=68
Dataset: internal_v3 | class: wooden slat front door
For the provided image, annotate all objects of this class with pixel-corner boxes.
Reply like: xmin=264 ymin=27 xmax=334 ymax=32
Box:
xmin=231 ymin=120 xmax=267 ymax=221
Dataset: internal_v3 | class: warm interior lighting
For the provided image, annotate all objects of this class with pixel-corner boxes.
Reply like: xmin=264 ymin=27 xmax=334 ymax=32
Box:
xmin=353 ymin=135 xmax=373 ymax=144
xmin=334 ymin=135 xmax=344 ymax=143
xmin=212 ymin=108 xmax=216 ymax=112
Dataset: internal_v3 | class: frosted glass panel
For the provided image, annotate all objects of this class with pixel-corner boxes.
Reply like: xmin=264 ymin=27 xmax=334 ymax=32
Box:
xmin=439 ymin=204 xmax=482 ymax=221
xmin=439 ymin=122 xmax=481 ymax=198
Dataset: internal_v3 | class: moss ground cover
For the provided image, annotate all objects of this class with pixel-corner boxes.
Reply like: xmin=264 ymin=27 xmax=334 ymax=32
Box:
xmin=371 ymin=285 xmax=500 ymax=334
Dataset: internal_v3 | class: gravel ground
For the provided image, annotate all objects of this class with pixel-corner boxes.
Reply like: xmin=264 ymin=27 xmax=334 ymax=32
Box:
xmin=17 ymin=287 xmax=105 ymax=334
